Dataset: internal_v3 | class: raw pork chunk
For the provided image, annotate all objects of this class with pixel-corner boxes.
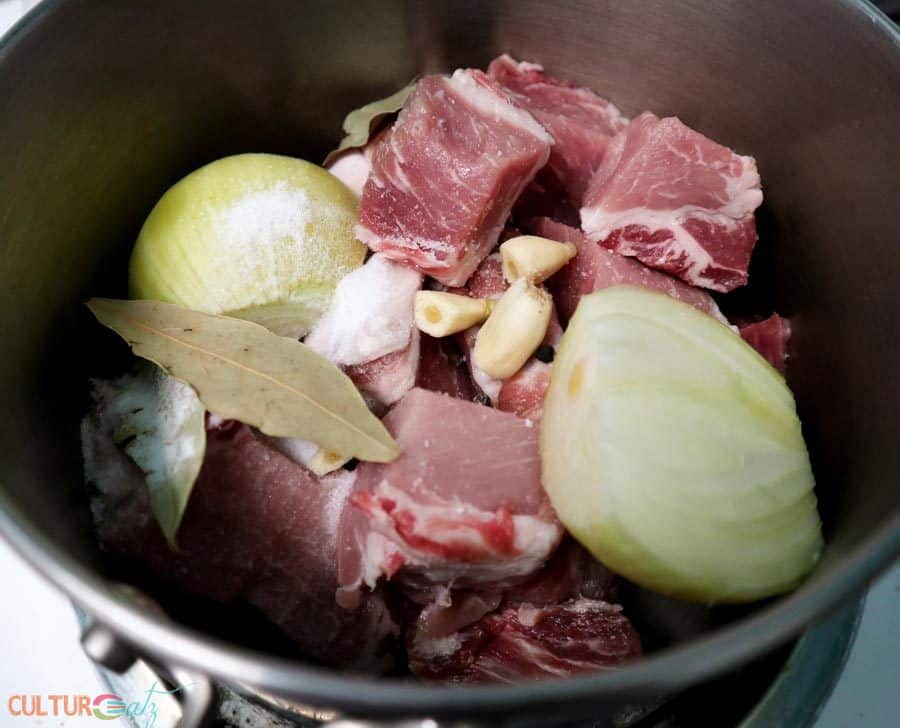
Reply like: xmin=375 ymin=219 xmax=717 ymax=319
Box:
xmin=502 ymin=537 xmax=618 ymax=606
xmin=407 ymin=536 xmax=618 ymax=646
xmin=357 ymin=70 xmax=553 ymax=286
xmin=350 ymin=330 xmax=477 ymax=405
xmin=406 ymin=538 xmax=632 ymax=682
xmin=415 ymin=333 xmax=477 ymax=401
xmin=739 ymin=314 xmax=791 ymax=373
xmin=83 ymin=410 xmax=399 ymax=671
xmin=337 ymin=388 xmax=562 ymax=605
xmin=580 ymin=112 xmax=763 ymax=292
xmin=488 ymin=54 xmax=628 ymax=206
xmin=530 ymin=217 xmax=726 ymax=325
xmin=408 ymin=597 xmax=641 ymax=683
xmin=462 ymin=251 xmax=508 ymax=300
xmin=346 ymin=333 xmax=421 ymax=409
xmin=411 ymin=589 xmax=505 ymax=642
xmin=346 ymin=326 xmax=477 ymax=409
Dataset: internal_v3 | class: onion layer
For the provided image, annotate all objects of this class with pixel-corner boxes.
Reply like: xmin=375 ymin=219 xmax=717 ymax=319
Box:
xmin=541 ymin=286 xmax=822 ymax=603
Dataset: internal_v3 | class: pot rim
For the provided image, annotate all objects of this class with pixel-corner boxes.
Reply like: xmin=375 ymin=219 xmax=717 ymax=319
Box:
xmin=3 ymin=494 xmax=897 ymax=716
xmin=1 ymin=0 xmax=899 ymax=717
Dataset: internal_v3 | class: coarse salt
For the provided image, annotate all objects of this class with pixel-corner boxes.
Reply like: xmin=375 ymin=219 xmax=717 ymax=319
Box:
xmin=202 ymin=180 xmax=353 ymax=314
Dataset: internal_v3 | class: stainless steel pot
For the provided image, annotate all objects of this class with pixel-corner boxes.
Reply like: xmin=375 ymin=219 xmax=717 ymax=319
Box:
xmin=1 ymin=0 xmax=898 ymax=724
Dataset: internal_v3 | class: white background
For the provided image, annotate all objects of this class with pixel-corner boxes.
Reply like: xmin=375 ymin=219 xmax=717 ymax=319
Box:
xmin=0 ymin=1 xmax=897 ymax=726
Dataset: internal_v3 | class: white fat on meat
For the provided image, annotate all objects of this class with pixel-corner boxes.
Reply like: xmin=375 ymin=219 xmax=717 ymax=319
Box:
xmin=448 ymin=69 xmax=554 ymax=144
xmin=278 ymin=254 xmax=422 ymax=461
xmin=305 ymin=252 xmax=422 ymax=366
xmin=580 ymin=205 xmax=750 ymax=291
xmin=326 ymin=149 xmax=373 ymax=199
xmin=351 ymin=480 xmax=562 ymax=592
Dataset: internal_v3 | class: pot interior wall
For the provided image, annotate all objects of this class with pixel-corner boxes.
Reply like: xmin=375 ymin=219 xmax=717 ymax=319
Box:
xmin=0 ymin=0 xmax=898 ymax=665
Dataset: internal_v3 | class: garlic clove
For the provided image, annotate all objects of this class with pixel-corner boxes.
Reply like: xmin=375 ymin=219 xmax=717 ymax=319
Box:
xmin=307 ymin=448 xmax=350 ymax=476
xmin=473 ymin=279 xmax=553 ymax=379
xmin=500 ymin=235 xmax=577 ymax=284
xmin=414 ymin=291 xmax=492 ymax=338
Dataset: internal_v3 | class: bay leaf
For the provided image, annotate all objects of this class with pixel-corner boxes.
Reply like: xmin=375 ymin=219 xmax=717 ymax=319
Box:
xmin=323 ymin=81 xmax=417 ymax=165
xmin=86 ymin=298 xmax=400 ymax=462
xmin=108 ymin=362 xmax=206 ymax=549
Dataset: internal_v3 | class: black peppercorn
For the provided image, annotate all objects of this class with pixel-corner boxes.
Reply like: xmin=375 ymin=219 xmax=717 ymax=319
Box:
xmin=534 ymin=344 xmax=555 ymax=363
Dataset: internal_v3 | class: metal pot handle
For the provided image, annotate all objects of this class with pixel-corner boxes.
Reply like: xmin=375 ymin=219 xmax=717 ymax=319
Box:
xmin=81 ymin=622 xmax=217 ymax=728
xmin=166 ymin=664 xmax=216 ymax=728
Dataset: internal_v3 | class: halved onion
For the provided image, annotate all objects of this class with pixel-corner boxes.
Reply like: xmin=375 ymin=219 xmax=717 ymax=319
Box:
xmin=541 ymin=286 xmax=823 ymax=603
xmin=129 ymin=154 xmax=366 ymax=337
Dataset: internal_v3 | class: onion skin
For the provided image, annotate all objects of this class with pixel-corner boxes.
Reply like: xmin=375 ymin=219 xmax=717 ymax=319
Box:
xmin=541 ymin=285 xmax=823 ymax=604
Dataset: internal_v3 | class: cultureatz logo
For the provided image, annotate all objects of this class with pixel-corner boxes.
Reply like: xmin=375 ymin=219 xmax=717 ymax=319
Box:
xmin=7 ymin=681 xmax=192 ymax=727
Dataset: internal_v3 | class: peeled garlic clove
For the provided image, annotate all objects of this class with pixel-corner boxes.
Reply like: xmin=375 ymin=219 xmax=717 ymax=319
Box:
xmin=474 ymin=278 xmax=552 ymax=379
xmin=129 ymin=154 xmax=367 ymax=338
xmin=259 ymin=435 xmax=346 ymax=476
xmin=308 ymin=449 xmax=350 ymax=476
xmin=414 ymin=291 xmax=492 ymax=337
xmin=500 ymin=235 xmax=577 ymax=284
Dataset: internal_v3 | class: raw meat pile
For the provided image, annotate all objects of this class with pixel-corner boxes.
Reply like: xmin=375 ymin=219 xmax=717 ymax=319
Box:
xmin=85 ymin=55 xmax=787 ymax=682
